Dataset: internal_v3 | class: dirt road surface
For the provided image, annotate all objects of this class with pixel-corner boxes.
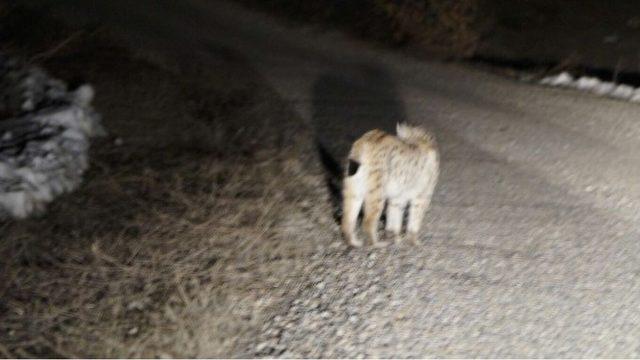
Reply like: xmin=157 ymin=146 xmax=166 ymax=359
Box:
xmin=23 ymin=0 xmax=640 ymax=357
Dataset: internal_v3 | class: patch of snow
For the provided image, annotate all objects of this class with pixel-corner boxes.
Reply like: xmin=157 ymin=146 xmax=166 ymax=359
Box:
xmin=540 ymin=72 xmax=574 ymax=87
xmin=539 ymin=71 xmax=640 ymax=104
xmin=73 ymin=84 xmax=95 ymax=107
xmin=610 ymin=84 xmax=634 ymax=99
xmin=574 ymin=76 xmax=600 ymax=91
xmin=0 ymin=54 xmax=105 ymax=219
xmin=630 ymin=88 xmax=640 ymax=102
xmin=592 ymin=81 xmax=615 ymax=96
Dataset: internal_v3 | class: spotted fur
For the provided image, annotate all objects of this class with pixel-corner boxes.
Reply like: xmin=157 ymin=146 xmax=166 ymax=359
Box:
xmin=341 ymin=123 xmax=439 ymax=247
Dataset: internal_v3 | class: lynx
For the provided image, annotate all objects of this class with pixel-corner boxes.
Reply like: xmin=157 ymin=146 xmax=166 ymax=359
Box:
xmin=341 ymin=123 xmax=439 ymax=247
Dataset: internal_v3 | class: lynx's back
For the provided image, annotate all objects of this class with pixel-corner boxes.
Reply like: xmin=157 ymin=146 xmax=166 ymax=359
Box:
xmin=341 ymin=124 xmax=439 ymax=247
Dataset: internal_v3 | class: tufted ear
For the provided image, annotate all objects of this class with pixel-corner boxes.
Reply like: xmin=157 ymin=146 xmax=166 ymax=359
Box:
xmin=347 ymin=159 xmax=360 ymax=176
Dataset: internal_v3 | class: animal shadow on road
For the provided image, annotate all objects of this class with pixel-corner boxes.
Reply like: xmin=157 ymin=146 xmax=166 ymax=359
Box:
xmin=311 ymin=63 xmax=406 ymax=223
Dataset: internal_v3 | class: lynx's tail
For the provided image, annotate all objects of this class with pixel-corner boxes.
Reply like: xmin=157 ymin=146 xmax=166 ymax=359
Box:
xmin=396 ymin=123 xmax=436 ymax=147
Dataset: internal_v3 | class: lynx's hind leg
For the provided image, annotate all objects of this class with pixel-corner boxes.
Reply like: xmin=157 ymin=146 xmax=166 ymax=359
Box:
xmin=363 ymin=188 xmax=387 ymax=247
xmin=407 ymin=176 xmax=437 ymax=245
xmin=342 ymin=159 xmax=365 ymax=247
xmin=385 ymin=199 xmax=406 ymax=243
xmin=407 ymin=199 xmax=428 ymax=245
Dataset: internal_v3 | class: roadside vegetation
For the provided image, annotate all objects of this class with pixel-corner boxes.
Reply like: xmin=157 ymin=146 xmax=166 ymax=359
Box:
xmin=0 ymin=4 xmax=336 ymax=357
xmin=238 ymin=0 xmax=486 ymax=59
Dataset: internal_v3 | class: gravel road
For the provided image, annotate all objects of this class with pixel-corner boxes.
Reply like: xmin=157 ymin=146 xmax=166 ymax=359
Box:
xmin=24 ymin=0 xmax=640 ymax=356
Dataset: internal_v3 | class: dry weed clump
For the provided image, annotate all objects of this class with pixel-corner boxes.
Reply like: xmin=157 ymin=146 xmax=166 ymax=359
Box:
xmin=237 ymin=0 xmax=486 ymax=56
xmin=376 ymin=0 xmax=483 ymax=57
xmin=1 ymin=146 xmax=334 ymax=357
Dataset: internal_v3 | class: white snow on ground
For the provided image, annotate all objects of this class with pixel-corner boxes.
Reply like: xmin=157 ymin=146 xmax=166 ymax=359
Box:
xmin=0 ymin=56 xmax=105 ymax=219
xmin=540 ymin=71 xmax=640 ymax=102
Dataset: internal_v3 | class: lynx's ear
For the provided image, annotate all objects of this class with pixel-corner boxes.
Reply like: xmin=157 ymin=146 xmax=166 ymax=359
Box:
xmin=347 ymin=159 xmax=360 ymax=176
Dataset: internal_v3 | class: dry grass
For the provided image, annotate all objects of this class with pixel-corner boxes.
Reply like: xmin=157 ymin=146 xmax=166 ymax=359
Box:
xmin=0 ymin=5 xmax=337 ymax=357
xmin=238 ymin=0 xmax=487 ymax=59
xmin=2 ymin=151 xmax=334 ymax=357
xmin=376 ymin=0 xmax=483 ymax=58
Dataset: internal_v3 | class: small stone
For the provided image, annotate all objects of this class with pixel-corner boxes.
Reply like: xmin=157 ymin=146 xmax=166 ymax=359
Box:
xmin=127 ymin=300 xmax=145 ymax=311
xmin=256 ymin=342 xmax=269 ymax=353
xmin=285 ymin=321 xmax=294 ymax=329
xmin=12 ymin=307 xmax=24 ymax=316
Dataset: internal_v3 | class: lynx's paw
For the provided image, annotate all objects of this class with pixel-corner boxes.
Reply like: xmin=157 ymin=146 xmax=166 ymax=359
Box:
xmin=407 ymin=232 xmax=421 ymax=245
xmin=384 ymin=230 xmax=402 ymax=245
xmin=346 ymin=234 xmax=364 ymax=248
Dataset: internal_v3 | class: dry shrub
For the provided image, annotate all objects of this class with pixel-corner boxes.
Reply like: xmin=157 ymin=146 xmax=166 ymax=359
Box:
xmin=1 ymin=144 xmax=333 ymax=357
xmin=238 ymin=0 xmax=487 ymax=58
xmin=376 ymin=0 xmax=483 ymax=58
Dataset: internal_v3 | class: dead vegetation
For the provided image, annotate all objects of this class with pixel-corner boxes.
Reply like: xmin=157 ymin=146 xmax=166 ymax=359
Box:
xmin=377 ymin=0 xmax=483 ymax=58
xmin=238 ymin=0 xmax=488 ymax=58
xmin=0 ymin=5 xmax=336 ymax=357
